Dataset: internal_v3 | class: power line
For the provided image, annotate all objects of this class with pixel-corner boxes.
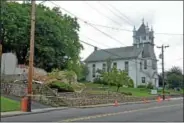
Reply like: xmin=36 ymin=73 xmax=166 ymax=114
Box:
xmin=106 ymin=3 xmax=135 ymax=26
xmin=49 ymin=1 xmax=125 ymax=46
xmin=43 ymin=1 xmax=183 ymax=36
xmin=86 ymin=22 xmax=126 ymax=46
xmin=83 ymin=22 xmax=184 ymax=36
xmin=80 ymin=34 xmax=111 ymax=48
xmin=84 ymin=1 xmax=122 ymax=26
xmin=98 ymin=1 xmax=134 ymax=26
xmin=43 ymin=1 xmax=178 ymax=71
xmin=47 ymin=1 xmax=166 ymax=71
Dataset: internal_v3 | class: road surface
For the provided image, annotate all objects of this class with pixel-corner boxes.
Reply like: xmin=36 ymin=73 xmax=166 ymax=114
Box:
xmin=2 ymin=99 xmax=183 ymax=122
xmin=2 ymin=94 xmax=51 ymax=109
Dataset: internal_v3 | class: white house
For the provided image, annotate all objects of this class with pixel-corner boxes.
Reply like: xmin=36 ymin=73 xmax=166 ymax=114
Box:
xmin=84 ymin=20 xmax=159 ymax=88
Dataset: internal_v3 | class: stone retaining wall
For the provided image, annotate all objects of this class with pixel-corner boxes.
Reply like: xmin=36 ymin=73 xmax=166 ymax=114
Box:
xmin=1 ymin=82 xmax=182 ymax=107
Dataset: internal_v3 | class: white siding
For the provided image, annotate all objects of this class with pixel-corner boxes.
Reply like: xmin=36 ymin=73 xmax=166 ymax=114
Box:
xmin=1 ymin=53 xmax=24 ymax=75
xmin=86 ymin=59 xmax=137 ymax=87
xmin=86 ymin=52 xmax=159 ymax=88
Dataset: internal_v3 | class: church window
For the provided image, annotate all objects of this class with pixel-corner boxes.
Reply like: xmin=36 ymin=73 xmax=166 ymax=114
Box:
xmin=125 ymin=61 xmax=129 ymax=72
xmin=113 ymin=62 xmax=117 ymax=69
xmin=92 ymin=64 xmax=96 ymax=77
xmin=140 ymin=62 xmax=142 ymax=70
xmin=152 ymin=60 xmax=156 ymax=70
xmin=144 ymin=60 xmax=147 ymax=69
xmin=102 ymin=63 xmax=106 ymax=72
xmin=142 ymin=51 xmax=144 ymax=57
xmin=142 ymin=77 xmax=146 ymax=83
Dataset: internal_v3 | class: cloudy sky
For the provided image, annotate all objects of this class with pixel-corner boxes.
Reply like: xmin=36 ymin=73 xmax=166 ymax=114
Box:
xmin=39 ymin=1 xmax=183 ymax=73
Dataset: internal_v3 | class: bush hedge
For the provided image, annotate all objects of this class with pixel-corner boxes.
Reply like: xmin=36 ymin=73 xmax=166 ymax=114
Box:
xmin=48 ymin=81 xmax=74 ymax=92
xmin=147 ymin=82 xmax=154 ymax=89
xmin=137 ymin=85 xmax=147 ymax=88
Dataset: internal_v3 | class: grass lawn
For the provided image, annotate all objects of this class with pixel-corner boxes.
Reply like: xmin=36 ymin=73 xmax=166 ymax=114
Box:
xmin=84 ymin=83 xmax=151 ymax=97
xmin=1 ymin=96 xmax=20 ymax=112
xmin=84 ymin=83 xmax=183 ymax=97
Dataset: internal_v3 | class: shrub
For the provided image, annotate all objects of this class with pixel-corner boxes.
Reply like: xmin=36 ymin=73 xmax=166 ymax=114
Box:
xmin=137 ymin=85 xmax=147 ymax=88
xmin=128 ymin=79 xmax=134 ymax=88
xmin=93 ymin=78 xmax=108 ymax=85
xmin=93 ymin=78 xmax=103 ymax=84
xmin=121 ymin=92 xmax=132 ymax=96
xmin=147 ymin=82 xmax=154 ymax=89
xmin=48 ymin=81 xmax=74 ymax=92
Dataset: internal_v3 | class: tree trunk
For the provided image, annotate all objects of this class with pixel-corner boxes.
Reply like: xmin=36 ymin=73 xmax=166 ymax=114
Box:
xmin=117 ymin=86 xmax=120 ymax=92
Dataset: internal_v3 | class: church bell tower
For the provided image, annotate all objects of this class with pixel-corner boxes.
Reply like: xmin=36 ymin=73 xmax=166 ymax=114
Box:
xmin=133 ymin=19 xmax=154 ymax=48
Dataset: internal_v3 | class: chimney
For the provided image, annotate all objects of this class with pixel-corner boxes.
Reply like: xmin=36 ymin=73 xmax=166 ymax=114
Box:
xmin=94 ymin=47 xmax=98 ymax=51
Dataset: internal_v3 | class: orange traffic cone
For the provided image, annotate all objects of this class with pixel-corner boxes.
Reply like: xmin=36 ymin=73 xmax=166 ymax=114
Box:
xmin=114 ymin=100 xmax=119 ymax=106
xmin=157 ymin=96 xmax=162 ymax=103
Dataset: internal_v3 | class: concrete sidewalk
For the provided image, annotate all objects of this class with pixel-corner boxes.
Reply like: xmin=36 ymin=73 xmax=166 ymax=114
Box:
xmin=1 ymin=97 xmax=182 ymax=118
xmin=1 ymin=107 xmax=68 ymax=118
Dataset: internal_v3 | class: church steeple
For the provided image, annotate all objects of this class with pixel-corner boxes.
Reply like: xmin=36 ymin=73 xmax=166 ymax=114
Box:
xmin=133 ymin=19 xmax=154 ymax=46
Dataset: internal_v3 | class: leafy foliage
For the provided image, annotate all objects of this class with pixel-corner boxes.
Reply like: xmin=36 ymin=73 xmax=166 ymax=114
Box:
xmin=147 ymin=82 xmax=154 ymax=89
xmin=1 ymin=2 xmax=83 ymax=72
xmin=101 ymin=68 xmax=132 ymax=92
xmin=48 ymin=81 xmax=74 ymax=92
xmin=128 ymin=78 xmax=134 ymax=88
xmin=64 ymin=70 xmax=76 ymax=85
xmin=165 ymin=66 xmax=183 ymax=89
xmin=137 ymin=85 xmax=147 ymax=88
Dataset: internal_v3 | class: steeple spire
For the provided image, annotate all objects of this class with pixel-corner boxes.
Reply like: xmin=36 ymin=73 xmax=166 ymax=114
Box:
xmin=133 ymin=25 xmax=136 ymax=31
xmin=142 ymin=18 xmax=144 ymax=24
xmin=151 ymin=26 xmax=153 ymax=31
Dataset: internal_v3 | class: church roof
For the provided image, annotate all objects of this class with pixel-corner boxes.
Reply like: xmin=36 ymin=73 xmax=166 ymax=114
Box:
xmin=84 ymin=46 xmax=143 ymax=62
xmin=136 ymin=23 xmax=146 ymax=36
xmin=85 ymin=43 xmax=157 ymax=63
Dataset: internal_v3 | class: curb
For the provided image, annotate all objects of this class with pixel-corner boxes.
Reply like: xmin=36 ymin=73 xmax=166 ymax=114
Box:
xmin=74 ymin=100 xmax=156 ymax=108
xmin=1 ymin=107 xmax=69 ymax=118
xmin=74 ymin=97 xmax=183 ymax=108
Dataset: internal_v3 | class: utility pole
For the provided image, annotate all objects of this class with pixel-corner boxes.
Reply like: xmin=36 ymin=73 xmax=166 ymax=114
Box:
xmin=0 ymin=0 xmax=5 ymax=85
xmin=157 ymin=44 xmax=169 ymax=100
xmin=27 ymin=0 xmax=36 ymax=112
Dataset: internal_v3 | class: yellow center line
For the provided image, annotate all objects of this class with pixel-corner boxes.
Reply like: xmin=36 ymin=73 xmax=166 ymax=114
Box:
xmin=60 ymin=104 xmax=182 ymax=122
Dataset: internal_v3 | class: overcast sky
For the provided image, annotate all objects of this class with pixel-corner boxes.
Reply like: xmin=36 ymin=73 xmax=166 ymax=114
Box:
xmin=39 ymin=1 xmax=183 ymax=73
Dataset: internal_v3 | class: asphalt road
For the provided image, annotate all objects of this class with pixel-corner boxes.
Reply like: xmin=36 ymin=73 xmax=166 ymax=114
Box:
xmin=1 ymin=99 xmax=183 ymax=122
xmin=2 ymin=94 xmax=51 ymax=109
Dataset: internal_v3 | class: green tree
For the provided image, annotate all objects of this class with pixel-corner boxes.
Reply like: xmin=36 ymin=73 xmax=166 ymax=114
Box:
xmin=116 ymin=70 xmax=129 ymax=92
xmin=108 ymin=68 xmax=130 ymax=92
xmin=1 ymin=2 xmax=83 ymax=71
xmin=166 ymin=66 xmax=183 ymax=89
xmin=64 ymin=70 xmax=76 ymax=85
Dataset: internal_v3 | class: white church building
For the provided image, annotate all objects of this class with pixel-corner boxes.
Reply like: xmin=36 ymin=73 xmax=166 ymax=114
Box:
xmin=84 ymin=20 xmax=159 ymax=88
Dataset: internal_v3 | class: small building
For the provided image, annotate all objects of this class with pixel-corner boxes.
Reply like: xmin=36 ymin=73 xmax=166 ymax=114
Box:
xmin=1 ymin=52 xmax=26 ymax=81
xmin=84 ymin=20 xmax=159 ymax=88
